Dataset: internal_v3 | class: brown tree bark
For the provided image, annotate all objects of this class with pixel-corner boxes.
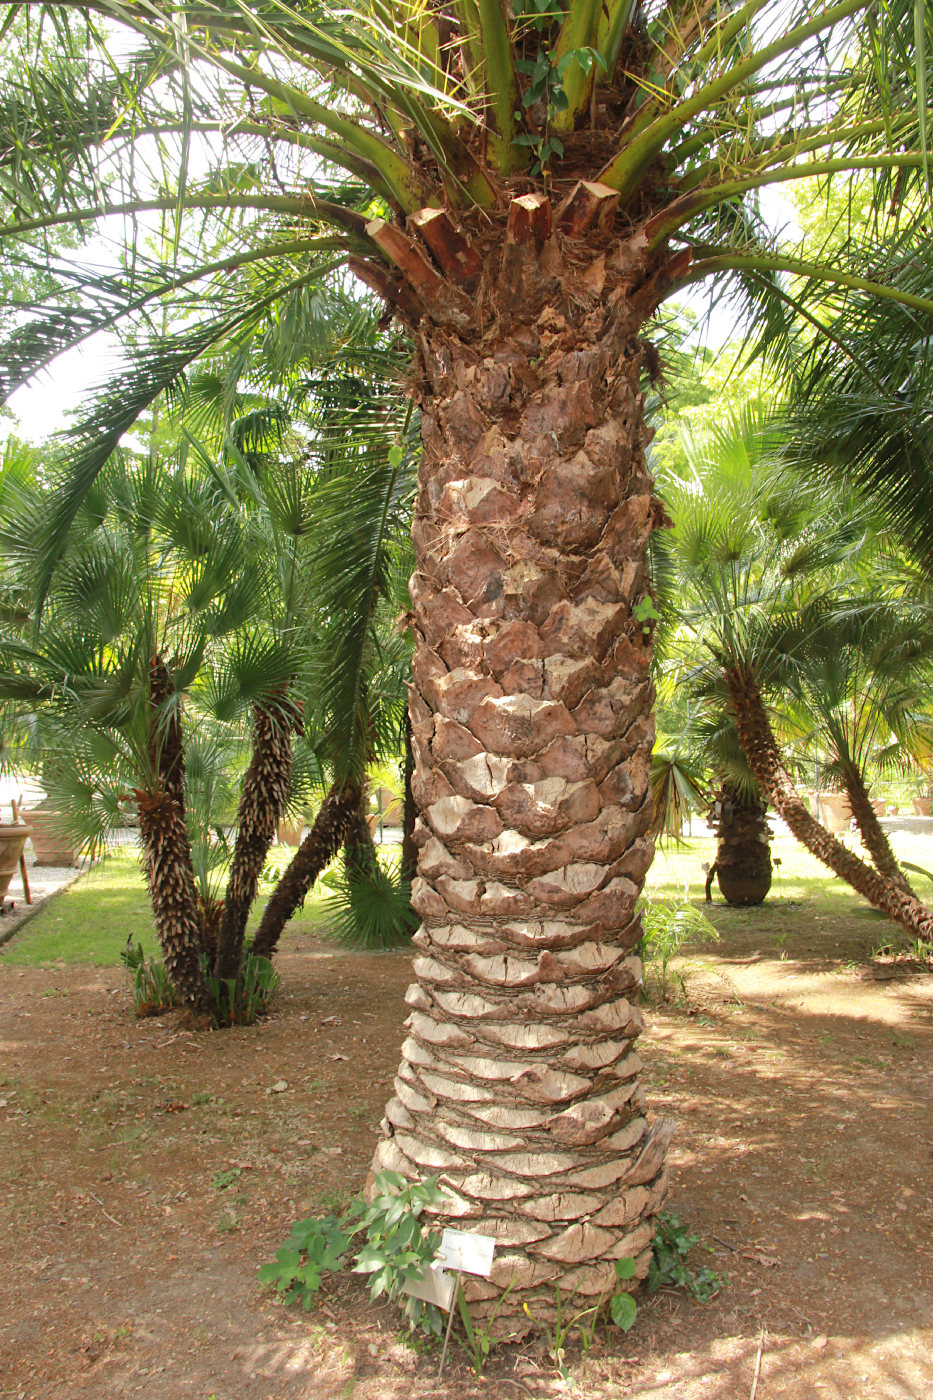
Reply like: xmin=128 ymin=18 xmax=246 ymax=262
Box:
xmin=727 ymin=667 xmax=933 ymax=941
xmin=214 ymin=696 xmax=297 ymax=982
xmin=840 ymin=761 xmax=914 ymax=896
xmin=249 ymin=778 xmax=361 ymax=958
xmin=137 ymin=658 xmax=210 ymax=1013
xmin=343 ymin=788 xmax=381 ymax=883
xmin=401 ymin=714 xmax=418 ymax=884
xmin=370 ymin=207 xmax=678 ymax=1321
xmin=708 ymin=783 xmax=772 ymax=906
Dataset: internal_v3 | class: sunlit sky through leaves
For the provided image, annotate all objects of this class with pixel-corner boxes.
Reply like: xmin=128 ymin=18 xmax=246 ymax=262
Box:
xmin=1 ymin=175 xmax=799 ymax=446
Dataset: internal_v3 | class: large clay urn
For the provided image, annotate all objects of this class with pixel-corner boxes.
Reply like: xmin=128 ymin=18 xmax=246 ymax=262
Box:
xmin=0 ymin=822 xmax=31 ymax=901
xmin=276 ymin=816 xmax=305 ymax=846
xmin=817 ymin=791 xmax=853 ymax=832
xmin=23 ymin=807 xmax=82 ymax=866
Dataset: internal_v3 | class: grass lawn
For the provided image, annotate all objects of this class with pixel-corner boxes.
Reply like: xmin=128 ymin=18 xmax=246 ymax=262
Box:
xmin=0 ymin=851 xmax=160 ymax=967
xmin=3 ymin=827 xmax=933 ymax=969
xmin=0 ymin=841 xmax=355 ymax=968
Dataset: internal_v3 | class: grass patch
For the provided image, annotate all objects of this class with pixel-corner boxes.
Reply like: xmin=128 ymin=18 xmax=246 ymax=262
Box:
xmin=646 ymin=830 xmax=933 ymax=962
xmin=647 ymin=830 xmax=933 ymax=906
xmin=0 ymin=838 xmax=360 ymax=968
xmin=0 ymin=851 xmax=158 ymax=967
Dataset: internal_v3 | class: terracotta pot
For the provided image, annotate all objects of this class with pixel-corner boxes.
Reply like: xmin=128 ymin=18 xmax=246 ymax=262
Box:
xmin=276 ymin=817 xmax=305 ymax=846
xmin=0 ymin=823 xmax=31 ymax=901
xmin=869 ymin=798 xmax=886 ymax=817
xmin=912 ymin=797 xmax=932 ymax=817
xmin=23 ymin=807 xmax=82 ymax=866
xmin=817 ymin=792 xmax=852 ymax=832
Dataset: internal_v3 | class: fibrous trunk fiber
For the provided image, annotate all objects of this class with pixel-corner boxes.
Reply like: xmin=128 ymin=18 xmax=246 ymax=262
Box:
xmin=372 ymin=228 xmax=674 ymax=1320
xmin=708 ymin=784 xmax=772 ymax=906
xmin=840 ymin=763 xmax=914 ymax=896
xmin=214 ymin=697 xmax=297 ymax=981
xmin=344 ymin=790 xmax=381 ymax=883
xmin=138 ymin=657 xmax=209 ymax=1012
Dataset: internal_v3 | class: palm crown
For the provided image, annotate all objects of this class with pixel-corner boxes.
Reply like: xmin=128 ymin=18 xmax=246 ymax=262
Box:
xmin=3 ymin=0 xmax=933 ymax=382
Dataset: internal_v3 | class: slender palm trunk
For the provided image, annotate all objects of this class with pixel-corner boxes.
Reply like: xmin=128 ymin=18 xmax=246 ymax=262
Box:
xmin=727 ymin=667 xmax=933 ymax=941
xmin=139 ymin=657 xmax=210 ymax=1013
xmin=372 ymin=215 xmax=677 ymax=1320
xmin=344 ymin=789 xmax=380 ymax=882
xmin=214 ymin=697 xmax=297 ymax=981
xmin=840 ymin=761 xmax=914 ymax=896
xmin=249 ymin=778 xmax=361 ymax=958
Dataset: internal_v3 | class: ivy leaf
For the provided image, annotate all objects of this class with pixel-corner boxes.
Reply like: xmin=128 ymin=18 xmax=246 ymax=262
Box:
xmin=610 ymin=1292 xmax=638 ymax=1332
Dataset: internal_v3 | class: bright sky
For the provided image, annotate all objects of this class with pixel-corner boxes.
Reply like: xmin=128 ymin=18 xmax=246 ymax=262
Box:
xmin=4 ymin=336 xmax=113 ymax=442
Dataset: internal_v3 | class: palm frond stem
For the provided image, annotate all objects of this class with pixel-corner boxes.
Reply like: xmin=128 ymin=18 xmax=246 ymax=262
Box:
xmin=677 ymin=253 xmax=933 ymax=319
xmin=601 ymin=0 xmax=871 ymax=198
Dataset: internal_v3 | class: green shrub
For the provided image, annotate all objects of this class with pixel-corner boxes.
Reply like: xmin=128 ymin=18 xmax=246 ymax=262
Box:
xmin=640 ymin=899 xmax=718 ymax=1000
xmin=121 ymin=940 xmax=177 ymax=1017
xmin=648 ymin=1212 xmax=724 ymax=1301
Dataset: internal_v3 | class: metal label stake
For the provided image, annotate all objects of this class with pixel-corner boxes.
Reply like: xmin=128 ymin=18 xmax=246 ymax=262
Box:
xmin=437 ymin=1270 xmax=462 ymax=1379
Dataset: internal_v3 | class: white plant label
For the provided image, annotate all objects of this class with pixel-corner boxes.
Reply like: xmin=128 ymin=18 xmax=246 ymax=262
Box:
xmin=402 ymin=1228 xmax=496 ymax=1314
xmin=437 ymin=1228 xmax=496 ymax=1278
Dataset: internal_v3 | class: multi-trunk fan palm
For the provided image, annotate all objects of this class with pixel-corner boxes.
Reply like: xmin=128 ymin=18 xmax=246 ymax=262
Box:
xmin=3 ymin=0 xmax=933 ymax=1317
xmin=0 ymin=417 xmax=418 ymax=1013
xmin=664 ymin=409 xmax=933 ymax=939
xmin=0 ymin=454 xmax=267 ymax=1013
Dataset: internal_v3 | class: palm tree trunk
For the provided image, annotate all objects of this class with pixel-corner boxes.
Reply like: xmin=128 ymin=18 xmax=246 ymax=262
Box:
xmin=249 ymin=778 xmax=361 ymax=958
xmin=840 ymin=761 xmax=914 ymax=896
xmin=401 ymin=714 xmax=417 ymax=884
xmin=214 ymin=697 xmax=297 ymax=982
xmin=372 ymin=221 xmax=676 ymax=1319
xmin=139 ymin=657 xmax=210 ymax=1013
xmin=344 ymin=788 xmax=380 ymax=882
xmin=709 ymin=783 xmax=772 ymax=906
xmin=727 ymin=667 xmax=933 ymax=941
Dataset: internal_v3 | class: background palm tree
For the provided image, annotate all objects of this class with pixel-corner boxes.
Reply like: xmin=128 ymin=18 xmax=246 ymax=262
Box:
xmin=0 ymin=452 xmax=252 ymax=1012
xmin=770 ymin=596 xmax=933 ymax=896
xmin=663 ymin=407 xmax=933 ymax=938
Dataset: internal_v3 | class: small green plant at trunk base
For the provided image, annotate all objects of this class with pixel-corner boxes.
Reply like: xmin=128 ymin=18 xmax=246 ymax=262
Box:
xmin=608 ymin=1257 xmax=638 ymax=1331
xmin=351 ymin=1172 xmax=445 ymax=1334
xmin=524 ymin=1258 xmax=638 ymax=1379
xmin=121 ymin=941 xmax=177 ymax=1017
xmin=648 ymin=1213 xmax=725 ymax=1301
xmin=457 ymin=1281 xmax=517 ymax=1376
xmin=257 ymin=1214 xmax=355 ymax=1309
xmin=640 ymin=899 xmax=719 ymax=1001
xmin=204 ymin=953 xmax=279 ymax=1027
xmin=258 ymin=1171 xmax=447 ymax=1334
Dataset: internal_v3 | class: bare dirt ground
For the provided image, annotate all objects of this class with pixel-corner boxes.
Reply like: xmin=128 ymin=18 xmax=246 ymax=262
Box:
xmin=1 ymin=898 xmax=932 ymax=1400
